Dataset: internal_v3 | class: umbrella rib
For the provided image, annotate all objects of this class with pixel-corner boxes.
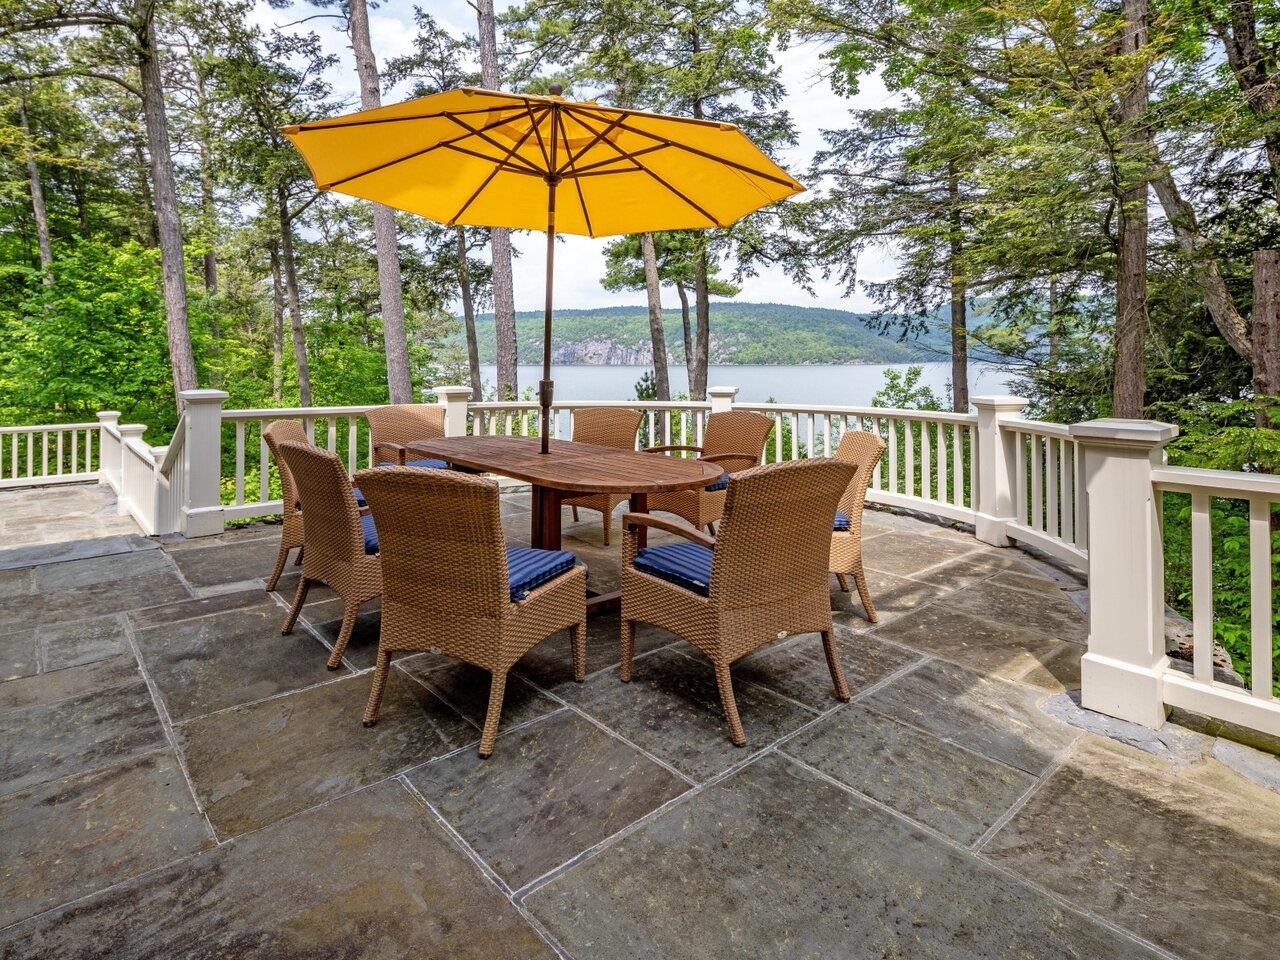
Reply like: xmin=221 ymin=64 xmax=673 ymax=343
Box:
xmin=440 ymin=142 xmax=543 ymax=176
xmin=563 ymin=143 xmax=667 ymax=177
xmin=443 ymin=113 xmax=547 ymax=175
xmin=573 ymin=106 xmax=798 ymax=189
xmin=573 ymin=176 xmax=594 ymax=236
xmin=293 ymin=103 xmax=527 ymax=133
xmin=447 ymin=120 xmax=543 ymax=225
xmin=567 ymin=111 xmax=721 ymax=227
xmin=555 ymin=114 xmax=626 ymax=178
xmin=318 ymin=110 xmax=546 ymax=190
xmin=523 ymin=103 xmax=552 ymax=172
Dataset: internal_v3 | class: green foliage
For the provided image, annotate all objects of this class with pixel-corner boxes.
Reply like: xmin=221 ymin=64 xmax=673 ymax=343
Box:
xmin=870 ymin=365 xmax=945 ymax=411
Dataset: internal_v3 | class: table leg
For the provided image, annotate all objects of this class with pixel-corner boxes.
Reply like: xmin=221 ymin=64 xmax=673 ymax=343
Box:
xmin=531 ymin=484 xmax=562 ymax=550
xmin=629 ymin=492 xmax=649 ymax=549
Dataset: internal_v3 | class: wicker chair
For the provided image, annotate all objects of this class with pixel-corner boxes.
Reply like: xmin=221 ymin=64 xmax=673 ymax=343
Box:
xmin=262 ymin=420 xmax=309 ymax=592
xmin=277 ymin=441 xmax=382 ymax=670
xmin=829 ymin=430 xmax=887 ymax=623
xmin=644 ymin=410 xmax=775 ymax=534
xmin=354 ymin=467 xmax=587 ymax=758
xmin=563 ymin=407 xmax=644 ymax=545
xmin=620 ymin=457 xmax=858 ymax=746
xmin=364 ymin=404 xmax=450 ymax=469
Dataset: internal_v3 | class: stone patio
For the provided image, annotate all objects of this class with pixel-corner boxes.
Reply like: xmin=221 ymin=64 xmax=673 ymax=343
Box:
xmin=2 ymin=483 xmax=1279 ymax=958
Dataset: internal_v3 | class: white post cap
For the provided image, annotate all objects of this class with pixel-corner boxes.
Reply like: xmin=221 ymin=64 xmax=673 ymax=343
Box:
xmin=433 ymin=385 xmax=473 ymax=401
xmin=1070 ymin=419 xmax=1178 ymax=445
xmin=971 ymin=395 xmax=1029 ymax=412
xmin=706 ymin=386 xmax=739 ymax=398
xmin=177 ymin=389 xmax=230 ymax=403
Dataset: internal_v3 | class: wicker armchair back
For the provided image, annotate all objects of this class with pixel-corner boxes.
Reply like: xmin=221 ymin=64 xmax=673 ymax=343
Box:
xmin=365 ymin=404 xmax=446 ymax=464
xmin=570 ymin=407 xmax=642 ymax=449
xmin=834 ymin=430 xmax=886 ymax=520
xmin=262 ymin=419 xmax=309 ymax=520
xmin=700 ymin=410 xmax=774 ymax=473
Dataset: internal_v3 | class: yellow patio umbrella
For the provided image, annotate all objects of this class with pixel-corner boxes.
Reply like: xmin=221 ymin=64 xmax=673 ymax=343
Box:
xmin=283 ymin=85 xmax=803 ymax=453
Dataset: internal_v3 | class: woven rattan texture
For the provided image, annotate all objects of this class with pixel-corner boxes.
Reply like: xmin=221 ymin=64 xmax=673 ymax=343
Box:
xmin=562 ymin=407 xmax=644 ymax=545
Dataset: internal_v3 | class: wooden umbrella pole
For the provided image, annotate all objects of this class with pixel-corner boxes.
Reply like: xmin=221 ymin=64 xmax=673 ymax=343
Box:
xmin=540 ymin=99 xmax=561 ymax=454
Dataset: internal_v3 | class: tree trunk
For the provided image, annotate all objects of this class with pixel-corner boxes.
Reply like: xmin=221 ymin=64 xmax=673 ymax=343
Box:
xmin=347 ymin=0 xmax=414 ymax=403
xmin=692 ymin=244 xmax=711 ymax=401
xmin=278 ymin=188 xmax=311 ymax=407
xmin=676 ymin=280 xmax=694 ymax=389
xmin=132 ymin=142 xmax=156 ymax=245
xmin=641 ymin=233 xmax=670 ymax=400
xmin=456 ymin=226 xmax=483 ymax=397
xmin=947 ymin=163 xmax=968 ymax=412
xmin=139 ymin=18 xmax=199 ymax=405
xmin=476 ymin=0 xmax=519 ymax=400
xmin=1254 ymin=251 xmax=1280 ymax=430
xmin=1047 ymin=275 xmax=1060 ymax=363
xmin=270 ymin=243 xmax=285 ymax=403
xmin=193 ymin=70 xmax=217 ymax=298
xmin=18 ymin=101 xmax=52 ymax=282
xmin=1112 ymin=0 xmax=1150 ymax=418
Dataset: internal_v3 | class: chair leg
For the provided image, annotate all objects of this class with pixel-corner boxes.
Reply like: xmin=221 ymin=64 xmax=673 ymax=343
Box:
xmin=362 ymin=647 xmax=392 ymax=727
xmin=714 ymin=661 xmax=747 ymax=747
xmin=834 ymin=572 xmax=850 ymax=593
xmin=478 ymin=671 xmax=508 ymax=758
xmin=266 ymin=544 xmax=290 ymax=592
xmin=619 ymin=618 xmax=636 ymax=682
xmin=821 ymin=629 xmax=852 ymax=702
xmin=571 ymin=505 xmax=580 ymax=522
xmin=570 ymin=621 xmax=587 ymax=682
xmin=602 ymin=511 xmax=611 ymax=546
xmin=853 ymin=566 xmax=878 ymax=624
xmin=294 ymin=545 xmax=304 ymax=566
xmin=326 ymin=600 xmax=360 ymax=670
xmin=706 ymin=521 xmax=717 ymax=536
xmin=281 ymin=576 xmax=310 ymax=635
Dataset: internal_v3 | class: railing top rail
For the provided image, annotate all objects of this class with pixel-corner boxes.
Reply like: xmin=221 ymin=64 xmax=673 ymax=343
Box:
xmin=468 ymin=399 xmax=712 ymax=411
xmin=159 ymin=417 xmax=186 ymax=473
xmin=221 ymin=405 xmax=376 ymax=421
xmin=1003 ymin=418 xmax=1073 ymax=439
xmin=122 ymin=435 xmax=157 ymax=465
xmin=1152 ymin=464 xmax=1280 ymax=498
xmin=0 ymin=422 xmax=101 ymax=433
xmin=732 ymin=402 xmax=978 ymax=424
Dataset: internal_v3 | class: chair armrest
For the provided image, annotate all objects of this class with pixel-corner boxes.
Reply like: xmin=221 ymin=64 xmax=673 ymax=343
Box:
xmin=644 ymin=444 xmax=703 ymax=455
xmin=622 ymin=513 xmax=716 ymax=548
xmin=699 ymin=452 xmax=760 ymax=471
xmin=373 ymin=442 xmax=407 ymax=465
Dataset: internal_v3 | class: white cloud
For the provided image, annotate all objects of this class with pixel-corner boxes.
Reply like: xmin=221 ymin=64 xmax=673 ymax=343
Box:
xmin=259 ymin=0 xmax=901 ymax=313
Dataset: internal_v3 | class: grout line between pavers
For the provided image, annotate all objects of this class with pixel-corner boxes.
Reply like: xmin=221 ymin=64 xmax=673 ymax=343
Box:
xmin=971 ymin=732 xmax=1082 ymax=852
xmin=778 ymin=752 xmax=1180 ymax=960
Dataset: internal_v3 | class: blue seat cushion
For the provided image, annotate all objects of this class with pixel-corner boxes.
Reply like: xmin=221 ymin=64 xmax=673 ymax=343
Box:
xmin=507 ymin=546 xmax=576 ymax=601
xmin=704 ymin=471 xmax=730 ymax=492
xmin=361 ymin=514 xmax=380 ymax=554
xmin=833 ymin=511 xmax=850 ymax=532
xmin=403 ymin=457 xmax=450 ymax=470
xmin=633 ymin=541 xmax=713 ymax=596
xmin=297 ymin=487 xmax=365 ymax=512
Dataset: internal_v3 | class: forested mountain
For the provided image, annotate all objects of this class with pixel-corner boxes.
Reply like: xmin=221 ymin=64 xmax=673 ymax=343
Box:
xmin=460 ymin=303 xmax=934 ymax=365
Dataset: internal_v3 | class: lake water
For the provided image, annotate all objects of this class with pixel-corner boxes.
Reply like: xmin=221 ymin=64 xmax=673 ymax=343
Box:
xmin=477 ymin=362 xmax=1016 ymax=406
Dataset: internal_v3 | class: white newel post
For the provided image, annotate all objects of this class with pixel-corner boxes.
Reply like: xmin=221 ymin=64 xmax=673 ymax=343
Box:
xmin=116 ymin=424 xmax=146 ymax=518
xmin=180 ymin=389 xmax=229 ymax=538
xmin=1070 ymin=418 xmax=1178 ymax=729
xmin=707 ymin=386 xmax=738 ymax=414
xmin=972 ymin=396 xmax=1028 ymax=547
xmin=96 ymin=411 xmax=121 ymax=493
xmin=434 ymin=385 xmax=472 ymax=437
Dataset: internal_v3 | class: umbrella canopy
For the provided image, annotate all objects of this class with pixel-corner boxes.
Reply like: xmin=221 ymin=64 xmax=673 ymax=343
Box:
xmin=283 ymin=86 xmax=803 ymax=452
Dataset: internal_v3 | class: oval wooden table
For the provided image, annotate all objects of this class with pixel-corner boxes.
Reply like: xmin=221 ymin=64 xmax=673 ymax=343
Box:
xmin=404 ymin=435 xmax=723 ymax=613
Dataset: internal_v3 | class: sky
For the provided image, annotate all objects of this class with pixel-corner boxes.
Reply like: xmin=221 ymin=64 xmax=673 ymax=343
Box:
xmin=253 ymin=0 xmax=900 ymax=313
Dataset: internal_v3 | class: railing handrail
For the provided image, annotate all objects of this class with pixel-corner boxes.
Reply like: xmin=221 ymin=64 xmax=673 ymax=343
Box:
xmin=1003 ymin=418 xmax=1073 ymax=439
xmin=0 ymin=421 xmax=100 ymax=434
xmin=468 ymin=399 xmax=712 ymax=411
xmin=159 ymin=416 xmax=186 ymax=474
xmin=1152 ymin=464 xmax=1280 ymax=498
xmin=221 ymin=405 xmax=375 ymax=421
xmin=733 ymin=401 xmax=977 ymax=424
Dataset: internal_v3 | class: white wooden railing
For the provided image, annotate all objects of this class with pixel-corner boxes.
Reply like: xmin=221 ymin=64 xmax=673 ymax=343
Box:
xmin=9 ymin=386 xmax=1280 ymax=740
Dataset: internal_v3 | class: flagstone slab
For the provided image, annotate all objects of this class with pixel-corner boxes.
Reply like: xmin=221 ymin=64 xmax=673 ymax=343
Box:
xmin=0 ymin=780 xmax=557 ymax=960
xmin=168 ymin=537 xmax=283 ymax=588
xmin=0 ymin=566 xmax=190 ymax=626
xmin=861 ymin=531 xmax=980 ymax=578
xmin=515 ymin=613 xmax=676 ymax=691
xmin=940 ymin=578 xmax=1088 ymax=643
xmin=0 ymin=655 xmax=141 ymax=713
xmin=784 ymin=704 xmax=1035 ymax=844
xmin=33 ymin=549 xmax=173 ymax=592
xmin=400 ymin=658 xmax=560 ymax=731
xmin=37 ymin=614 xmax=129 ymax=671
xmin=0 ymin=534 xmax=156 ymax=573
xmin=0 ymin=566 xmax=33 ymax=599
xmin=830 ymin=567 xmax=946 ymax=623
xmin=302 ymin=598 xmax=384 ymax=669
xmin=177 ymin=671 xmax=476 ymax=837
xmin=127 ymin=587 xmax=271 ymax=629
xmin=986 ymin=736 xmax=1280 ymax=960
xmin=858 ymin=659 xmax=1075 ymax=776
xmin=527 ymin=753 xmax=1159 ymax=960
xmin=0 ymin=630 xmax=37 ymax=681
xmin=0 ymin=680 xmax=166 ymax=796
xmin=733 ymin=629 xmax=918 ymax=710
xmin=559 ymin=647 xmax=815 ymax=780
xmin=0 ymin=751 xmax=213 ymax=928
xmin=411 ymin=711 xmax=689 ymax=889
xmin=870 ymin=602 xmax=1071 ymax=685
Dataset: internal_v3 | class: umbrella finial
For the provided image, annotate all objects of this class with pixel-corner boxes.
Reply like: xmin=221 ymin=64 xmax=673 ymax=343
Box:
xmin=548 ymin=82 xmax=564 ymax=97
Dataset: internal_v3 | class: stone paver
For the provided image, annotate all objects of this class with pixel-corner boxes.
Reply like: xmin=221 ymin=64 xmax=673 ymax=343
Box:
xmin=134 ymin=604 xmax=338 ymax=722
xmin=0 ymin=629 xmax=37 ymax=681
xmin=0 ymin=781 xmax=556 ymax=960
xmin=830 ymin=567 xmax=945 ymax=623
xmin=400 ymin=657 xmax=561 ymax=732
xmin=861 ymin=530 xmax=982 ymax=577
xmin=37 ymin=614 xmax=130 ymax=671
xmin=942 ymin=578 xmax=1089 ymax=643
xmin=126 ymin=587 xmax=270 ymax=629
xmin=168 ymin=537 xmax=282 ymax=588
xmin=986 ymin=736 xmax=1280 ymax=960
xmin=177 ymin=671 xmax=475 ymax=837
xmin=410 ymin=711 xmax=689 ymax=889
xmin=527 ymin=754 xmax=1159 ymax=960
xmin=515 ymin=612 xmax=677 ymax=690
xmin=0 ymin=751 xmax=213 ymax=928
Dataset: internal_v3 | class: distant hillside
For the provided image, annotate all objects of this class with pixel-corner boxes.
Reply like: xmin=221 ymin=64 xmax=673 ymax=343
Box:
xmin=456 ymin=302 xmax=938 ymax=365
